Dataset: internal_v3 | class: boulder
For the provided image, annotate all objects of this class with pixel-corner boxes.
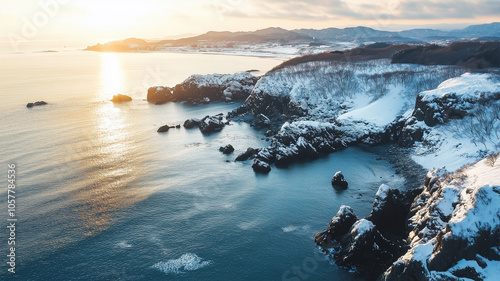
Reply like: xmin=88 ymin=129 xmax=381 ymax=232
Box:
xmin=157 ymin=125 xmax=171 ymax=133
xmin=253 ymin=113 xmax=272 ymax=127
xmin=235 ymin=148 xmax=260 ymax=161
xmin=251 ymin=159 xmax=271 ymax=173
xmin=219 ymin=144 xmax=235 ymax=154
xmin=331 ymin=171 xmax=348 ymax=190
xmin=183 ymin=118 xmax=201 ymax=129
xmin=26 ymin=101 xmax=47 ymax=108
xmin=111 ymin=94 xmax=132 ymax=103
xmin=199 ymin=115 xmax=225 ymax=133
xmin=147 ymin=86 xmax=173 ymax=103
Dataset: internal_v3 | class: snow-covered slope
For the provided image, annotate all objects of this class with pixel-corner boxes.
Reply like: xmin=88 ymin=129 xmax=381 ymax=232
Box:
xmin=234 ymin=60 xmax=462 ymax=122
xmin=382 ymin=157 xmax=500 ymax=281
xmin=402 ymin=73 xmax=500 ymax=171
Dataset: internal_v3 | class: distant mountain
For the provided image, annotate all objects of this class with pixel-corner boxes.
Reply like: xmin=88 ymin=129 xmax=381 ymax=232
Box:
xmin=85 ymin=23 xmax=500 ymax=53
xmin=296 ymin=26 xmax=418 ymax=43
xmin=161 ymin=27 xmax=314 ymax=46
xmin=398 ymin=22 xmax=500 ymax=41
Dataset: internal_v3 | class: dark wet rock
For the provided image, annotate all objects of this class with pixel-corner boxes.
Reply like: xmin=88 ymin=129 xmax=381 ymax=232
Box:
xmin=331 ymin=171 xmax=348 ymax=190
xmin=183 ymin=118 xmax=201 ymax=129
xmin=251 ymin=158 xmax=271 ymax=173
xmin=157 ymin=125 xmax=171 ymax=133
xmin=147 ymin=86 xmax=173 ymax=103
xmin=315 ymin=206 xmax=358 ymax=248
xmin=265 ymin=130 xmax=274 ymax=137
xmin=26 ymin=101 xmax=48 ymax=108
xmin=367 ymin=185 xmax=414 ymax=237
xmin=199 ymin=115 xmax=225 ymax=133
xmin=111 ymin=94 xmax=132 ymax=103
xmin=235 ymin=147 xmax=260 ymax=161
xmin=219 ymin=144 xmax=235 ymax=154
xmin=253 ymin=113 xmax=271 ymax=128
xmin=334 ymin=219 xmax=408 ymax=277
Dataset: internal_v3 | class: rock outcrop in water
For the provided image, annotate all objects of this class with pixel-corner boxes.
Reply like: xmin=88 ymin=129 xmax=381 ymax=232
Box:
xmin=235 ymin=147 xmax=260 ymax=161
xmin=111 ymin=94 xmax=132 ymax=103
xmin=331 ymin=171 xmax=348 ymax=190
xmin=26 ymin=101 xmax=48 ymax=107
xmin=199 ymin=114 xmax=226 ymax=134
xmin=148 ymin=72 xmax=258 ymax=104
xmin=219 ymin=144 xmax=235 ymax=154
xmin=316 ymin=156 xmax=500 ymax=281
xmin=183 ymin=118 xmax=201 ymax=129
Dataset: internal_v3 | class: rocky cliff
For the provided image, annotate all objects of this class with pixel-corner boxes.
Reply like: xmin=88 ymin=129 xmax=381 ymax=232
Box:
xmin=148 ymin=72 xmax=258 ymax=104
xmin=315 ymin=156 xmax=500 ymax=280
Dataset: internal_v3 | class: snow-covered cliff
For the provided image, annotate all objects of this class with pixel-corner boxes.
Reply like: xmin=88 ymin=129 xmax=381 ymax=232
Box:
xmin=148 ymin=72 xmax=258 ymax=104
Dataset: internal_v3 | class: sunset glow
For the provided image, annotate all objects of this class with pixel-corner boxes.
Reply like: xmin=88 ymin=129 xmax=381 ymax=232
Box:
xmin=1 ymin=0 xmax=499 ymax=42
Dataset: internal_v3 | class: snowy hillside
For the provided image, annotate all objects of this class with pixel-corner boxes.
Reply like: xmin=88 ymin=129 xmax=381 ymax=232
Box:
xmin=236 ymin=59 xmax=463 ymax=121
xmin=403 ymin=73 xmax=500 ymax=170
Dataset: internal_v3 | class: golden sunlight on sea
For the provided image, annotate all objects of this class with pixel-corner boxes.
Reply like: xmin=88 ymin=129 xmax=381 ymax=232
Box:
xmin=100 ymin=52 xmax=124 ymax=99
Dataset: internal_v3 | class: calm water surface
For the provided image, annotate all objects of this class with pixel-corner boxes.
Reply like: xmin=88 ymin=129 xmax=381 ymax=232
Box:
xmin=0 ymin=48 xmax=405 ymax=280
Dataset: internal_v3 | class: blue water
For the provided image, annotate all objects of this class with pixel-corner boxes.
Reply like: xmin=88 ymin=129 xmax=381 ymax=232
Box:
xmin=0 ymin=49 xmax=405 ymax=280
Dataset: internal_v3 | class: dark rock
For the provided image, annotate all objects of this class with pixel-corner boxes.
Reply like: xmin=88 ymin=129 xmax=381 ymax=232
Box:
xmin=265 ymin=130 xmax=274 ymax=137
xmin=157 ymin=125 xmax=171 ymax=133
xmin=183 ymin=118 xmax=201 ymax=129
xmin=26 ymin=101 xmax=47 ymax=108
xmin=111 ymin=94 xmax=132 ymax=103
xmin=367 ymin=185 xmax=411 ymax=237
xmin=315 ymin=206 xmax=358 ymax=248
xmin=251 ymin=159 xmax=271 ymax=173
xmin=235 ymin=148 xmax=260 ymax=161
xmin=175 ymin=124 xmax=181 ymax=128
xmin=334 ymin=219 xmax=408 ymax=277
xmin=331 ymin=171 xmax=348 ymax=190
xmin=147 ymin=86 xmax=173 ymax=103
xmin=199 ymin=115 xmax=225 ymax=133
xmin=253 ymin=113 xmax=271 ymax=127
xmin=219 ymin=144 xmax=235 ymax=154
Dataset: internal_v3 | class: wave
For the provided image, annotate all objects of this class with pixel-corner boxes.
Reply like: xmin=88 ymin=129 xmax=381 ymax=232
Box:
xmin=152 ymin=253 xmax=212 ymax=275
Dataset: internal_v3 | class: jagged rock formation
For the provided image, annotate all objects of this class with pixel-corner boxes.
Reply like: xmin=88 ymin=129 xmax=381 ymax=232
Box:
xmin=148 ymin=72 xmax=258 ymax=104
xmin=316 ymin=184 xmax=420 ymax=279
xmin=316 ymin=157 xmax=500 ymax=281
xmin=199 ymin=114 xmax=226 ymax=134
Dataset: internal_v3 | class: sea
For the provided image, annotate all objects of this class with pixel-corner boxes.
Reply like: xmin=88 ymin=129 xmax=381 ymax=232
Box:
xmin=0 ymin=41 xmax=406 ymax=280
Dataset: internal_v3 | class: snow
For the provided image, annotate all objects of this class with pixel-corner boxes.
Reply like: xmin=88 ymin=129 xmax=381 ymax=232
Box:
xmin=338 ymin=85 xmax=408 ymax=127
xmin=447 ymin=158 xmax=500 ymax=238
xmin=375 ymin=184 xmax=391 ymax=200
xmin=337 ymin=205 xmax=356 ymax=217
xmin=410 ymin=73 xmax=500 ymax=171
xmin=350 ymin=219 xmax=374 ymax=240
xmin=390 ymin=157 xmax=500 ymax=280
xmin=420 ymin=73 xmax=500 ymax=101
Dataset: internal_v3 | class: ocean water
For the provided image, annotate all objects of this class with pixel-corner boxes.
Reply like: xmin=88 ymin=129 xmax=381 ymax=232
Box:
xmin=0 ymin=47 xmax=406 ymax=280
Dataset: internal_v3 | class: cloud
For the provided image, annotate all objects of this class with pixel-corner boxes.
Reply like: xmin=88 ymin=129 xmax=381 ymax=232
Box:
xmin=223 ymin=0 xmax=500 ymax=22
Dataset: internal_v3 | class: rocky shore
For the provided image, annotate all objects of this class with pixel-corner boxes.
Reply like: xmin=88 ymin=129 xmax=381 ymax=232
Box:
xmin=149 ymin=54 xmax=499 ymax=280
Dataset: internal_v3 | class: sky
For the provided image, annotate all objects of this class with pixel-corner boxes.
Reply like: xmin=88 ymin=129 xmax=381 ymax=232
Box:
xmin=1 ymin=0 xmax=500 ymax=44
